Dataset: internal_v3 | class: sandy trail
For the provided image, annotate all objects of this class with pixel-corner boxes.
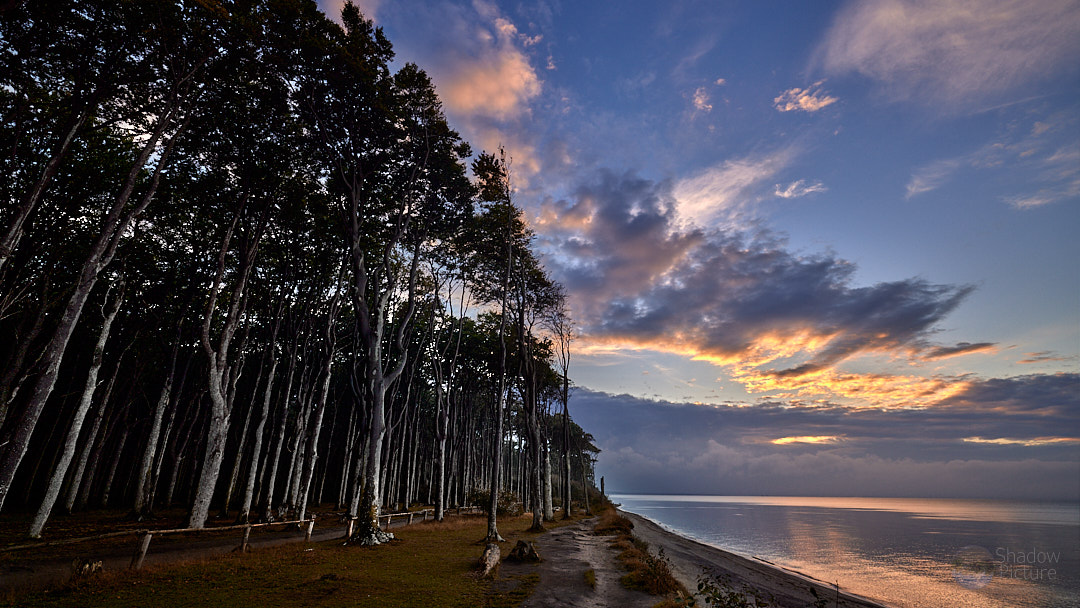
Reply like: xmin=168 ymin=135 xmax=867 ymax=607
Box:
xmin=516 ymin=516 xmax=660 ymax=608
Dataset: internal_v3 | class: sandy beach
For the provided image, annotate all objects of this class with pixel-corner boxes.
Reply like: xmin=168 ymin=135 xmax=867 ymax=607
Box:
xmin=619 ymin=510 xmax=893 ymax=608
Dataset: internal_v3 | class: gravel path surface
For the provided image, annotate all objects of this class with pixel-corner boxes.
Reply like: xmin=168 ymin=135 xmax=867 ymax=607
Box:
xmin=516 ymin=516 xmax=660 ymax=608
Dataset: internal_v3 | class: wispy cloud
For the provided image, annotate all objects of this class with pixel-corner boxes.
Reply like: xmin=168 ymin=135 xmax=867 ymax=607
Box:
xmin=774 ymin=81 xmax=838 ymax=113
xmin=963 ymin=436 xmax=1080 ymax=447
xmin=671 ymin=147 xmax=797 ymax=226
xmin=373 ymin=1 xmax=546 ymax=180
xmin=907 ymin=112 xmax=1080 ymax=205
xmin=922 ymin=342 xmax=997 ymax=361
xmin=1018 ymin=351 xmax=1077 ymax=364
xmin=775 ymin=179 xmax=827 ymax=199
xmin=692 ymin=87 xmax=713 ymax=113
xmin=818 ymin=0 xmax=1080 ymax=104
xmin=906 ymin=158 xmax=964 ymax=198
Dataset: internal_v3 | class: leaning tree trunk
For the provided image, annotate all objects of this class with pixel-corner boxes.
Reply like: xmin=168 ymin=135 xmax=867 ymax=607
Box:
xmin=28 ymin=279 xmax=124 ymax=537
xmin=65 ymin=354 xmax=122 ymax=513
xmin=187 ymin=200 xmax=264 ymax=529
xmin=238 ymin=334 xmax=280 ymax=522
xmin=132 ymin=348 xmax=177 ymax=519
xmin=0 ymin=109 xmax=185 ymax=511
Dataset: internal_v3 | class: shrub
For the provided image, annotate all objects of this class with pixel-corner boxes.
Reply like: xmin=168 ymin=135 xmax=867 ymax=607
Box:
xmin=466 ymin=487 xmax=522 ymax=517
xmin=696 ymin=573 xmax=775 ymax=608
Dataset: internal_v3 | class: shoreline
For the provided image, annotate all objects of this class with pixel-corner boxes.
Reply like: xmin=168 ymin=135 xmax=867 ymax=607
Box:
xmin=619 ymin=509 xmax=893 ymax=608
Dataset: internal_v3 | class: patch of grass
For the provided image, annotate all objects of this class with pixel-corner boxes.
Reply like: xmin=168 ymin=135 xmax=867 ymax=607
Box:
xmin=584 ymin=568 xmax=596 ymax=589
xmin=485 ymin=572 xmax=540 ymax=608
xmin=594 ymin=505 xmax=688 ymax=602
xmin=593 ymin=509 xmax=634 ymax=536
xmin=1 ymin=509 xmax=586 ymax=608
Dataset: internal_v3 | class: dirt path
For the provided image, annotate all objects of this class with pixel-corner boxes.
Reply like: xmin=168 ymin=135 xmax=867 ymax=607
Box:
xmin=511 ymin=516 xmax=660 ymax=608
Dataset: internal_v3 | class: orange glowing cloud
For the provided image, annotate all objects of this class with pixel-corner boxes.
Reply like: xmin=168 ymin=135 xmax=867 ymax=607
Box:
xmin=439 ymin=15 xmax=540 ymax=120
xmin=772 ymin=435 xmax=843 ymax=445
xmin=736 ymin=366 xmax=971 ymax=410
xmin=962 ymin=436 xmax=1080 ymax=447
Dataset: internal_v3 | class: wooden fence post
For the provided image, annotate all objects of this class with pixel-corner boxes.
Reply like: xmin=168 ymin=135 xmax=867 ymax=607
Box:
xmin=305 ymin=518 xmax=315 ymax=542
xmin=130 ymin=532 xmax=153 ymax=570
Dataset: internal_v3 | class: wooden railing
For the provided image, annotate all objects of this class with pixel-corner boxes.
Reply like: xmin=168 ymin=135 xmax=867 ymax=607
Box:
xmin=2 ymin=517 xmax=316 ymax=570
xmin=343 ymin=505 xmax=483 ymax=537
xmin=3 ymin=505 xmax=484 ymax=572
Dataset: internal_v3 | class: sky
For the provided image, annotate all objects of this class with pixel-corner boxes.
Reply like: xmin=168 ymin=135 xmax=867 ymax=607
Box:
xmin=318 ymin=0 xmax=1080 ymax=500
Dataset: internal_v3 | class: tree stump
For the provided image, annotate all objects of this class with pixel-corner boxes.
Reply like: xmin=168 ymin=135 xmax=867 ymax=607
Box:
xmin=478 ymin=543 xmax=500 ymax=578
xmin=507 ymin=540 xmax=541 ymax=562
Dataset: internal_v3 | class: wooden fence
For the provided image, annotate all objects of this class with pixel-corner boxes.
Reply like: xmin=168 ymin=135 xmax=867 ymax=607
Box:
xmin=3 ymin=506 xmax=483 ymax=571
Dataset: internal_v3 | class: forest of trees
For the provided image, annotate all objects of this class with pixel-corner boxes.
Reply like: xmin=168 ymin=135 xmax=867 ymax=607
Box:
xmin=0 ymin=0 xmax=599 ymax=543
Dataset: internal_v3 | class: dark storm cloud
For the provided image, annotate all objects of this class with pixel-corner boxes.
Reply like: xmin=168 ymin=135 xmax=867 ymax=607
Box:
xmin=938 ymin=373 xmax=1080 ymax=417
xmin=570 ymin=378 xmax=1080 ymax=500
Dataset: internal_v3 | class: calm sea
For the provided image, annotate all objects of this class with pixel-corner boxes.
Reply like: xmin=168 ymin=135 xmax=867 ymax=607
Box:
xmin=613 ymin=494 xmax=1079 ymax=608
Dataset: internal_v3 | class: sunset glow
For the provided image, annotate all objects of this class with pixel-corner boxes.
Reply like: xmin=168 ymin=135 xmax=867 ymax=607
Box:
xmin=357 ymin=0 xmax=1080 ymax=500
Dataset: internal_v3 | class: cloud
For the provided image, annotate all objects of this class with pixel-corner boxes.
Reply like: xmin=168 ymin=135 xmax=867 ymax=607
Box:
xmin=539 ymin=169 xmax=985 ymax=408
xmin=318 ymin=0 xmax=381 ymax=22
xmin=963 ymin=436 xmax=1080 ymax=447
xmin=436 ymin=14 xmax=542 ymax=120
xmin=775 ymin=179 xmax=827 ymax=199
xmin=922 ymin=341 xmax=997 ymax=361
xmin=772 ymin=435 xmax=843 ymax=445
xmin=817 ymin=0 xmax=1080 ymax=104
xmin=906 ymin=158 xmax=964 ymax=198
xmin=773 ymin=81 xmax=838 ymax=112
xmin=570 ymin=383 xmax=1080 ymax=499
xmin=1018 ymin=351 xmax=1076 ymax=365
xmin=691 ymin=87 xmax=713 ymax=113
xmin=671 ymin=147 xmax=797 ymax=226
xmin=373 ymin=1 xmax=546 ymax=179
xmin=906 ymin=113 xmax=1080 ymax=204
xmin=937 ymin=373 xmax=1079 ymax=417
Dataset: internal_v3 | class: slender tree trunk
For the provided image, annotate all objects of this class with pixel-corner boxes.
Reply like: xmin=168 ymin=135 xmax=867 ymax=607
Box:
xmin=188 ymin=200 xmax=264 ymax=529
xmin=261 ymin=346 xmax=297 ymax=520
xmin=65 ymin=354 xmax=121 ymax=513
xmin=0 ymin=107 xmax=92 ymax=272
xmin=542 ymin=441 xmax=554 ymax=521
xmin=220 ymin=362 xmax=261 ymax=517
xmin=133 ymin=350 xmax=177 ymax=518
xmin=0 ymin=106 xmax=186 ymax=510
xmin=29 ymin=280 xmax=124 ymax=537
xmin=0 ymin=299 xmax=46 ymax=428
xmin=101 ymin=426 xmax=129 ymax=507
xmin=239 ymin=348 xmax=279 ymax=522
xmin=298 ymin=347 xmax=336 ymax=521
xmin=580 ymin=451 xmax=592 ymax=515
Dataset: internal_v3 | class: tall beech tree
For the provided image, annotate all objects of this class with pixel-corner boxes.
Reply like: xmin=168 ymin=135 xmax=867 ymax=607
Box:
xmin=0 ymin=0 xmax=601 ymax=541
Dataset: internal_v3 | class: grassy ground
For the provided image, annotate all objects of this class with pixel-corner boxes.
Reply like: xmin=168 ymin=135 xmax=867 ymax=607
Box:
xmin=2 ymin=511 xmax=582 ymax=608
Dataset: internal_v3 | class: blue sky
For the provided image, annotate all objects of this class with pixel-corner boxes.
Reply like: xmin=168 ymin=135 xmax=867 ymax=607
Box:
xmin=321 ymin=0 xmax=1080 ymax=499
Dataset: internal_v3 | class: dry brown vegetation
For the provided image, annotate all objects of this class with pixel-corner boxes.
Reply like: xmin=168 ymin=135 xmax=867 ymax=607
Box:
xmin=593 ymin=505 xmax=688 ymax=601
xmin=1 ymin=511 xmax=582 ymax=608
